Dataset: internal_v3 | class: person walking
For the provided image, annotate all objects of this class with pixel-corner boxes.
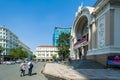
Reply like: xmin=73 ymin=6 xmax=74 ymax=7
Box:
xmin=20 ymin=60 xmax=26 ymax=77
xmin=27 ymin=60 xmax=33 ymax=76
xmin=68 ymin=55 xmax=72 ymax=64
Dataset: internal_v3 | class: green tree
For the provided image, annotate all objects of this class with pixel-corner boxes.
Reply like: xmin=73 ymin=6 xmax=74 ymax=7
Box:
xmin=10 ymin=48 xmax=18 ymax=58
xmin=10 ymin=47 xmax=28 ymax=59
xmin=52 ymin=54 xmax=57 ymax=61
xmin=32 ymin=54 xmax=36 ymax=60
xmin=57 ymin=32 xmax=70 ymax=61
xmin=0 ymin=46 xmax=4 ymax=53
xmin=0 ymin=46 xmax=4 ymax=63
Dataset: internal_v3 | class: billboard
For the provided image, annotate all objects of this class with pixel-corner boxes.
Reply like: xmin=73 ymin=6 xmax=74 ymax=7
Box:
xmin=107 ymin=55 xmax=120 ymax=66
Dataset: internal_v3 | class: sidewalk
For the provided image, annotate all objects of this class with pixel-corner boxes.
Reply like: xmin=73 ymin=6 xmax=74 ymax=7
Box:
xmin=43 ymin=63 xmax=120 ymax=80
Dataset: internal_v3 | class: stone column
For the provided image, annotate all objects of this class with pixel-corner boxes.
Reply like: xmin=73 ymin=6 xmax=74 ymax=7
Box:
xmin=92 ymin=21 xmax=97 ymax=49
xmin=74 ymin=49 xmax=80 ymax=60
xmin=88 ymin=25 xmax=92 ymax=50
xmin=81 ymin=47 xmax=85 ymax=60
xmin=76 ymin=49 xmax=80 ymax=59
xmin=71 ymin=49 xmax=75 ymax=60
xmin=75 ymin=49 xmax=77 ymax=60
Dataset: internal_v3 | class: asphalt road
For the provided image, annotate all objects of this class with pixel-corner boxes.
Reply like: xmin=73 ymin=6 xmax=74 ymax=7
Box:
xmin=0 ymin=62 xmax=48 ymax=80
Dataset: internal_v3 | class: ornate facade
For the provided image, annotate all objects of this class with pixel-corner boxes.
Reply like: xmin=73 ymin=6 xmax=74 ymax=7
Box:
xmin=70 ymin=0 xmax=120 ymax=65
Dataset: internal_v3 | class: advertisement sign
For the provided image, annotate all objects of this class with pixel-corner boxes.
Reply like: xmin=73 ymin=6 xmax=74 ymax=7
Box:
xmin=107 ymin=56 xmax=120 ymax=66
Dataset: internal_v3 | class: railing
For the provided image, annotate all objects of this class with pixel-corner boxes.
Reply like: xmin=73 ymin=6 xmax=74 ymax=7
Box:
xmin=74 ymin=37 xmax=88 ymax=46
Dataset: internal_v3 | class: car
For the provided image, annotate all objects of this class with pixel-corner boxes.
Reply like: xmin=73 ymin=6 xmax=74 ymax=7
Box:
xmin=6 ymin=61 xmax=15 ymax=65
xmin=2 ymin=61 xmax=7 ymax=64
xmin=16 ymin=59 xmax=22 ymax=63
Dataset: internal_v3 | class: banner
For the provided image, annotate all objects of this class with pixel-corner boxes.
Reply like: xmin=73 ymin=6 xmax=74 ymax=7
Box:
xmin=107 ymin=56 xmax=120 ymax=66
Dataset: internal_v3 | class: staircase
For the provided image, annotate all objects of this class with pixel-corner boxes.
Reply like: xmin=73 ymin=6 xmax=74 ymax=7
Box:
xmin=68 ymin=59 xmax=105 ymax=69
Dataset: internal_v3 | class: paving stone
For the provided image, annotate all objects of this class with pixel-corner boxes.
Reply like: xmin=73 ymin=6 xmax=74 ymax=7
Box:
xmin=43 ymin=60 xmax=120 ymax=80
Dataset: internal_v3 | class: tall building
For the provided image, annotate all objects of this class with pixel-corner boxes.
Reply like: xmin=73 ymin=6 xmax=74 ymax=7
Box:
xmin=0 ymin=26 xmax=32 ymax=56
xmin=70 ymin=0 xmax=120 ymax=65
xmin=18 ymin=40 xmax=33 ymax=58
xmin=34 ymin=46 xmax=59 ymax=61
xmin=53 ymin=27 xmax=71 ymax=46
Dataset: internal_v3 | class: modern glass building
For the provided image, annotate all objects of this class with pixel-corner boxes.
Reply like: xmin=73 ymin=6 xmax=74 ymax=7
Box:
xmin=53 ymin=27 xmax=71 ymax=46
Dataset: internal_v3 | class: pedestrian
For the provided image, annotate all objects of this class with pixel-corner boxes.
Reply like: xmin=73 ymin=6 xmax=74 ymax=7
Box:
xmin=20 ymin=60 xmax=26 ymax=77
xmin=27 ymin=60 xmax=34 ymax=76
xmin=68 ymin=55 xmax=72 ymax=64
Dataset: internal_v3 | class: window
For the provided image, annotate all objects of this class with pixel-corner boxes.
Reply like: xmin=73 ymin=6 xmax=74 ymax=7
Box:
xmin=38 ymin=54 xmax=41 ymax=57
xmin=46 ymin=54 xmax=49 ymax=56
xmin=42 ymin=54 xmax=45 ymax=56
xmin=51 ymin=54 xmax=53 ymax=56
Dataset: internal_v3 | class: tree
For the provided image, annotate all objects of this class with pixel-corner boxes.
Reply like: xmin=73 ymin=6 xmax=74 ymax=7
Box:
xmin=32 ymin=54 xmax=36 ymax=60
xmin=10 ymin=48 xmax=18 ymax=58
xmin=0 ymin=46 xmax=4 ymax=63
xmin=10 ymin=47 xmax=28 ymax=59
xmin=52 ymin=54 xmax=57 ymax=61
xmin=0 ymin=46 xmax=4 ymax=53
xmin=57 ymin=32 xmax=70 ymax=61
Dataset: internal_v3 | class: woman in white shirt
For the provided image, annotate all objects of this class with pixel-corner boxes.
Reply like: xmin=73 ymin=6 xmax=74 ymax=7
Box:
xmin=20 ymin=61 xmax=26 ymax=77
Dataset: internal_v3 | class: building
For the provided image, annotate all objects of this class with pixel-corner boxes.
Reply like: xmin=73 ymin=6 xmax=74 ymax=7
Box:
xmin=53 ymin=27 xmax=71 ymax=46
xmin=0 ymin=26 xmax=32 ymax=58
xmin=18 ymin=40 xmax=33 ymax=58
xmin=35 ymin=46 xmax=58 ymax=61
xmin=70 ymin=0 xmax=120 ymax=65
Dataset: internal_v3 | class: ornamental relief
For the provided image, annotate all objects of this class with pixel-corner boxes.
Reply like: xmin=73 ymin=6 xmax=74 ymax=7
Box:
xmin=97 ymin=15 xmax=105 ymax=48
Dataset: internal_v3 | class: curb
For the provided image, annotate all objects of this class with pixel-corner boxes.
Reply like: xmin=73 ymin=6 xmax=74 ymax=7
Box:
xmin=43 ymin=73 xmax=66 ymax=80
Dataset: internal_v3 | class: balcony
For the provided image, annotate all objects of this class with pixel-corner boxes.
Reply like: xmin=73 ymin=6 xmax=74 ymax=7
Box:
xmin=74 ymin=37 xmax=88 ymax=48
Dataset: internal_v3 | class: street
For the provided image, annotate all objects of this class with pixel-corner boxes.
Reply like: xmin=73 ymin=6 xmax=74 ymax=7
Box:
xmin=0 ymin=62 xmax=48 ymax=80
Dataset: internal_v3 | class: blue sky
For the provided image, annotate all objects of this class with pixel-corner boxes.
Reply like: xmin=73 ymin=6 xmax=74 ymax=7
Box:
xmin=0 ymin=0 xmax=97 ymax=51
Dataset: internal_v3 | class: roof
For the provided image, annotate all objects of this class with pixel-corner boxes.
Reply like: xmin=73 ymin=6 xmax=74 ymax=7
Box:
xmin=37 ymin=45 xmax=57 ymax=48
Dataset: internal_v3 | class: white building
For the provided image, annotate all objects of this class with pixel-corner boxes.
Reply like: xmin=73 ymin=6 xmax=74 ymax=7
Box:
xmin=0 ymin=26 xmax=32 ymax=56
xmin=18 ymin=40 xmax=33 ymax=57
xmin=35 ymin=46 xmax=59 ymax=61
xmin=70 ymin=0 xmax=120 ymax=65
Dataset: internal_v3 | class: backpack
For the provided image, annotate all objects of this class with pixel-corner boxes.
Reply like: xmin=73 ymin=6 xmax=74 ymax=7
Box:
xmin=30 ymin=63 xmax=33 ymax=68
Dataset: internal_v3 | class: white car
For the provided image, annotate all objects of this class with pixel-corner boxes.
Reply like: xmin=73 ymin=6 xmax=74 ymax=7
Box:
xmin=16 ymin=59 xmax=22 ymax=63
xmin=6 ymin=61 xmax=15 ymax=65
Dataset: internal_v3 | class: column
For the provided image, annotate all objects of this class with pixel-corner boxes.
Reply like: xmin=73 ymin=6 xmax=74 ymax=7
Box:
xmin=81 ymin=47 xmax=85 ymax=60
xmin=75 ymin=49 xmax=79 ymax=60
xmin=92 ymin=21 xmax=97 ymax=49
xmin=88 ymin=25 xmax=92 ymax=50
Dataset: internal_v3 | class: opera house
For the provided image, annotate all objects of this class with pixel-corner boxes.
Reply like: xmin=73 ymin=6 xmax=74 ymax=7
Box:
xmin=70 ymin=0 xmax=120 ymax=65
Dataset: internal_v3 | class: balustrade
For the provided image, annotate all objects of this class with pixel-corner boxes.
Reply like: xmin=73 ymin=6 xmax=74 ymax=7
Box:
xmin=74 ymin=36 xmax=88 ymax=46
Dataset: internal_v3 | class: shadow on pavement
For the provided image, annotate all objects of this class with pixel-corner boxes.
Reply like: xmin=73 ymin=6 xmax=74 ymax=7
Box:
xmin=68 ymin=59 xmax=105 ymax=69
xmin=24 ymin=73 xmax=37 ymax=76
xmin=44 ymin=74 xmax=65 ymax=80
xmin=32 ymin=73 xmax=37 ymax=75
